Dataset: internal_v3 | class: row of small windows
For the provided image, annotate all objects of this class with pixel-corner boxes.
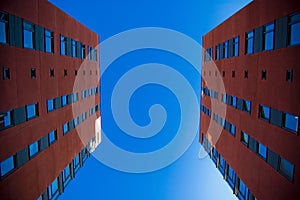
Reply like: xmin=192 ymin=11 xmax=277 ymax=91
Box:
xmin=222 ymin=93 xmax=251 ymax=114
xmin=0 ymin=11 xmax=97 ymax=61
xmin=63 ymin=112 xmax=87 ymax=135
xmin=0 ymin=103 xmax=38 ymax=130
xmin=89 ymin=104 xmax=100 ymax=116
xmin=201 ymin=87 xmax=218 ymax=100
xmin=241 ymin=131 xmax=294 ymax=182
xmin=200 ymin=105 xmax=211 ymax=117
xmin=204 ymin=11 xmax=300 ymax=62
xmin=213 ymin=112 xmax=236 ymax=136
xmin=203 ymin=68 xmax=294 ymax=82
xmin=202 ymin=135 xmax=257 ymax=200
xmin=37 ymin=146 xmax=90 ymax=200
xmin=47 ymin=93 xmax=78 ymax=112
xmin=2 ymin=67 xmax=99 ymax=80
xmin=259 ymin=104 xmax=299 ymax=134
xmin=0 ymin=129 xmax=57 ymax=178
xmin=82 ymin=86 xmax=100 ymax=99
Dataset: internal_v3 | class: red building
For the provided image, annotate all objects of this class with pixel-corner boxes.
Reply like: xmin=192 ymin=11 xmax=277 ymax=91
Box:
xmin=0 ymin=0 xmax=100 ymax=199
xmin=200 ymin=0 xmax=300 ymax=199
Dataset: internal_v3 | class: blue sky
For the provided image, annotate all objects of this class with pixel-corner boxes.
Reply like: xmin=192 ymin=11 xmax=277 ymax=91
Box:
xmin=49 ymin=0 xmax=252 ymax=199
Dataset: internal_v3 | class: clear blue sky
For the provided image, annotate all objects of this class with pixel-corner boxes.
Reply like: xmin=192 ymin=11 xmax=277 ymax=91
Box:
xmin=49 ymin=0 xmax=252 ymax=199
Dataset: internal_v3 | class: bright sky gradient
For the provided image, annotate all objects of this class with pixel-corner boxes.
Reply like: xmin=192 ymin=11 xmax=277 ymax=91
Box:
xmin=49 ymin=0 xmax=252 ymax=199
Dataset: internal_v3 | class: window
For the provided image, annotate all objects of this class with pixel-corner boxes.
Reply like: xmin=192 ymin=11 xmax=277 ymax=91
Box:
xmin=48 ymin=178 xmax=59 ymax=200
xmin=72 ymin=39 xmax=78 ymax=57
xmin=75 ymin=70 xmax=78 ymax=76
xmin=73 ymin=93 xmax=78 ymax=102
xmin=219 ymin=156 xmax=226 ymax=174
xmin=259 ymin=105 xmax=270 ymax=121
xmin=243 ymin=100 xmax=251 ymax=113
xmin=257 ymin=143 xmax=267 ymax=160
xmin=60 ymin=35 xmax=68 ymax=55
xmin=64 ymin=69 xmax=67 ymax=77
xmin=233 ymin=36 xmax=239 ymax=56
xmin=45 ymin=29 xmax=54 ymax=53
xmin=238 ymin=179 xmax=247 ymax=199
xmin=61 ymin=95 xmax=67 ymax=107
xmin=227 ymin=166 xmax=235 ymax=189
xmin=47 ymin=99 xmax=54 ymax=112
xmin=222 ymin=94 xmax=227 ymax=103
xmin=48 ymin=130 xmax=57 ymax=144
xmin=63 ymin=123 xmax=69 ymax=134
xmin=2 ymin=110 xmax=13 ymax=127
xmin=241 ymin=131 xmax=249 ymax=147
xmin=263 ymin=22 xmax=274 ymax=51
xmin=279 ymin=157 xmax=294 ymax=181
xmin=88 ymin=46 xmax=92 ymax=60
xmin=63 ymin=165 xmax=71 ymax=187
xmin=262 ymin=70 xmax=267 ymax=80
xmin=230 ymin=124 xmax=236 ymax=136
xmin=50 ymin=68 xmax=54 ymax=77
xmin=31 ymin=68 xmax=36 ymax=78
xmin=26 ymin=103 xmax=38 ymax=119
xmin=3 ymin=67 xmax=10 ymax=80
xmin=288 ymin=12 xmax=300 ymax=46
xmin=216 ymin=44 xmax=221 ymax=60
xmin=74 ymin=154 xmax=80 ymax=172
xmin=81 ymin=44 xmax=85 ymax=59
xmin=244 ymin=70 xmax=248 ymax=78
xmin=0 ymin=11 xmax=9 ymax=44
xmin=205 ymin=47 xmax=213 ymax=62
xmin=23 ymin=21 xmax=35 ymax=49
xmin=232 ymin=70 xmax=235 ymax=78
xmin=223 ymin=41 xmax=228 ymax=59
xmin=286 ymin=69 xmax=293 ymax=82
xmin=29 ymin=141 xmax=39 ymax=158
xmin=246 ymin=30 xmax=254 ymax=54
xmin=283 ymin=112 xmax=298 ymax=133
xmin=0 ymin=155 xmax=15 ymax=177
xmin=222 ymin=71 xmax=225 ymax=77
xmin=232 ymin=96 xmax=237 ymax=108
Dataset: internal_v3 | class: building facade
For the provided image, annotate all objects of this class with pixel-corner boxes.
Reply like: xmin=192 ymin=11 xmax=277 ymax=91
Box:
xmin=0 ymin=0 xmax=100 ymax=199
xmin=201 ymin=0 xmax=300 ymax=199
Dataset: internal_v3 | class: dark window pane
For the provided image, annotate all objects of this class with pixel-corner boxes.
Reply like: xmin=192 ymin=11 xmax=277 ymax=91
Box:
xmin=279 ymin=157 xmax=294 ymax=181
xmin=3 ymin=67 xmax=10 ymax=80
xmin=241 ymin=131 xmax=249 ymax=146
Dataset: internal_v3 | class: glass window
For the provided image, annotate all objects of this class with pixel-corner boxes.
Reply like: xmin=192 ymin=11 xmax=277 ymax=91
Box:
xmin=222 ymin=94 xmax=227 ymax=103
xmin=88 ymin=46 xmax=92 ymax=60
xmin=0 ymin=11 xmax=9 ymax=44
xmin=283 ymin=113 xmax=298 ymax=132
xmin=47 ymin=99 xmax=54 ymax=112
xmin=45 ymin=29 xmax=54 ymax=53
xmin=257 ymin=143 xmax=267 ymax=160
xmin=238 ymin=179 xmax=247 ymax=198
xmin=233 ymin=36 xmax=239 ymax=56
xmin=61 ymin=95 xmax=67 ymax=107
xmin=241 ymin=131 xmax=249 ymax=146
xmin=219 ymin=156 xmax=226 ymax=175
xmin=48 ymin=130 xmax=56 ymax=144
xmin=263 ymin=22 xmax=274 ymax=51
xmin=3 ymin=67 xmax=10 ymax=80
xmin=29 ymin=141 xmax=39 ymax=158
xmin=215 ymin=44 xmax=220 ymax=60
xmin=31 ymin=68 xmax=36 ymax=78
xmin=230 ymin=124 xmax=236 ymax=136
xmin=227 ymin=166 xmax=235 ymax=190
xmin=3 ymin=110 xmax=13 ymax=127
xmin=50 ymin=68 xmax=54 ymax=77
xmin=48 ymin=178 xmax=59 ymax=200
xmin=246 ymin=30 xmax=254 ymax=54
xmin=205 ymin=47 xmax=213 ymax=62
xmin=73 ymin=93 xmax=78 ymax=102
xmin=74 ymin=154 xmax=80 ymax=172
xmin=60 ymin=35 xmax=68 ymax=55
xmin=0 ymin=155 xmax=15 ymax=177
xmin=223 ymin=41 xmax=228 ymax=59
xmin=26 ymin=103 xmax=38 ymax=119
xmin=23 ymin=21 xmax=35 ymax=49
xmin=288 ymin=12 xmax=300 ymax=46
xmin=63 ymin=123 xmax=69 ymax=134
xmin=63 ymin=165 xmax=71 ymax=187
xmin=72 ymin=39 xmax=78 ymax=57
xmin=286 ymin=69 xmax=293 ymax=82
xmin=81 ymin=44 xmax=85 ymax=59
xmin=279 ymin=157 xmax=294 ymax=181
xmin=259 ymin=105 xmax=270 ymax=122
xmin=243 ymin=100 xmax=251 ymax=113
xmin=232 ymin=96 xmax=237 ymax=108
